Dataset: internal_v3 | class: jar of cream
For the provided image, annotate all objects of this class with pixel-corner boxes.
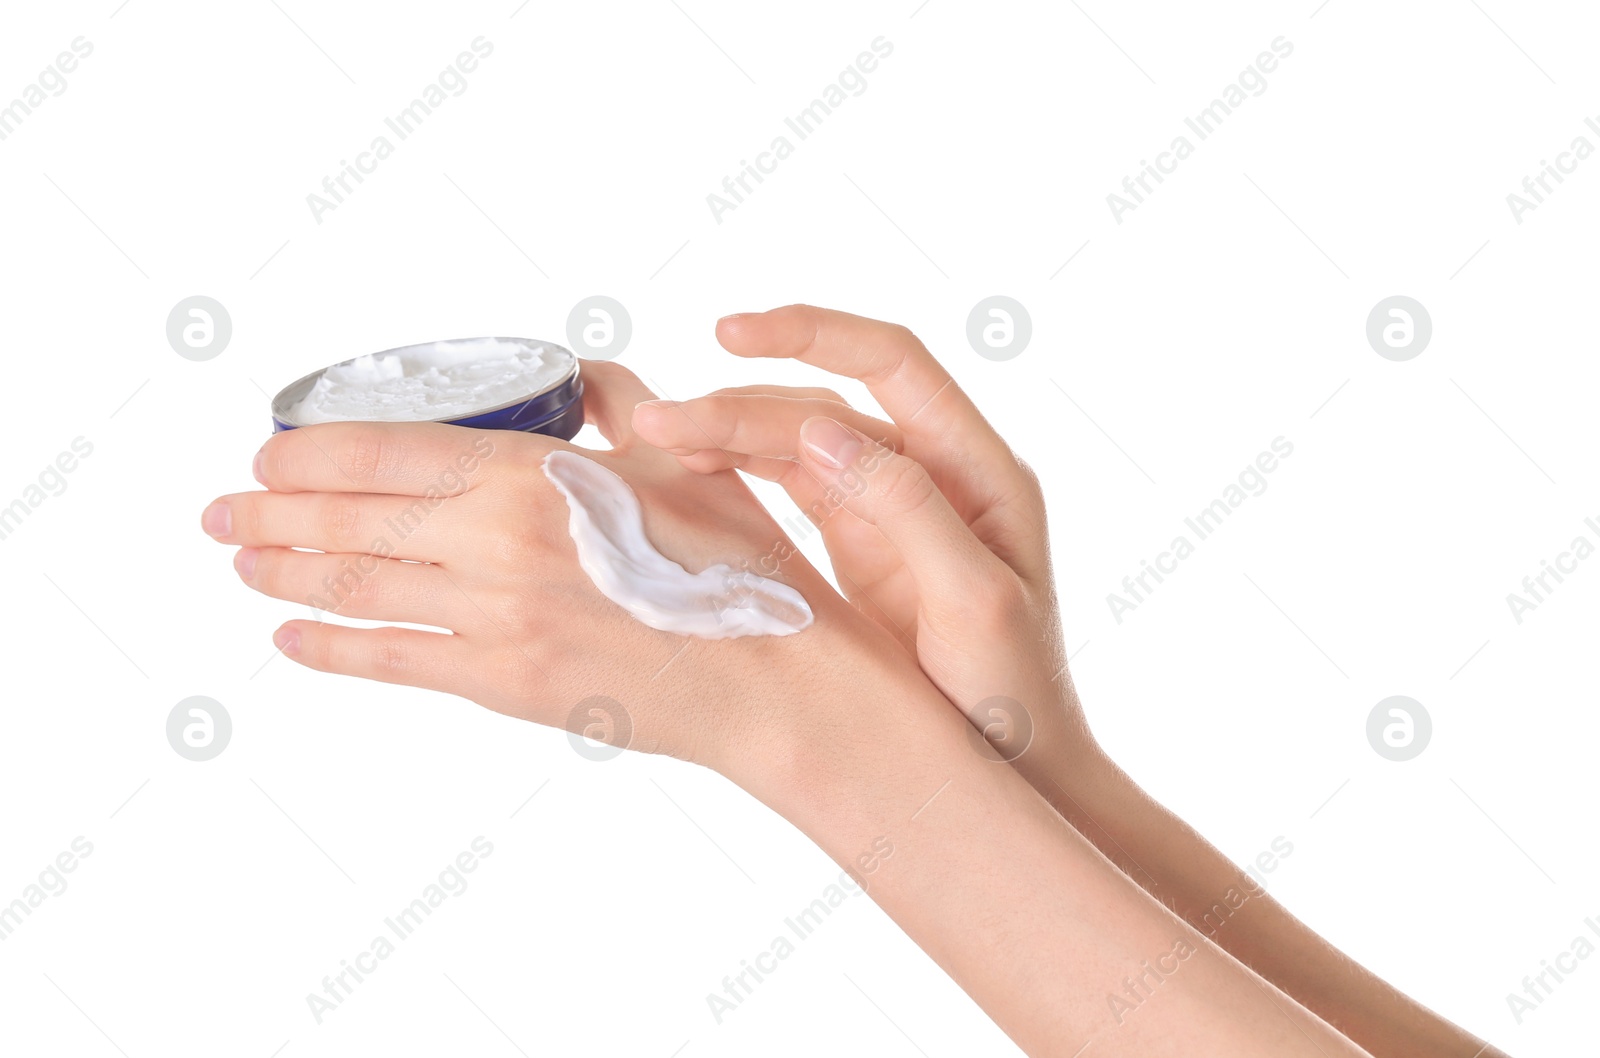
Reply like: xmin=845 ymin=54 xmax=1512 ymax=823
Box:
xmin=269 ymin=337 xmax=584 ymax=438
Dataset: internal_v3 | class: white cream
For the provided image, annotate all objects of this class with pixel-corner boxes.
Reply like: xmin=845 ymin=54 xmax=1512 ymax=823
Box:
xmin=542 ymin=451 xmax=813 ymax=639
xmin=289 ymin=338 xmax=574 ymax=424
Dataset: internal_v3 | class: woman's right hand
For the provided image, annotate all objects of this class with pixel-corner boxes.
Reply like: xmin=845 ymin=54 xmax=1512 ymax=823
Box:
xmin=633 ymin=306 xmax=1506 ymax=1058
xmin=631 ymin=305 xmax=1089 ymax=772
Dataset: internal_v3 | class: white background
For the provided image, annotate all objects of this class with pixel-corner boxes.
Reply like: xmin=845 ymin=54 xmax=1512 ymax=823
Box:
xmin=1 ymin=1 xmax=1595 ymax=1054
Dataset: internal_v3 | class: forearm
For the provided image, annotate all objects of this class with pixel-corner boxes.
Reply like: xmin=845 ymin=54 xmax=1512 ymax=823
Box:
xmin=743 ymin=664 xmax=1370 ymax=1057
xmin=1016 ymin=734 xmax=1506 ymax=1058
xmin=618 ymin=302 xmax=1487 ymax=1052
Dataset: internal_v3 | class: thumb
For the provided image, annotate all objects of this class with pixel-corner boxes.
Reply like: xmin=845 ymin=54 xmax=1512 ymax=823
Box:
xmin=797 ymin=416 xmax=1004 ymax=604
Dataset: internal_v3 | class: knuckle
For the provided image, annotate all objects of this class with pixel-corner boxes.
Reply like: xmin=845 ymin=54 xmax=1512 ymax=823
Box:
xmin=865 ymin=324 xmax=920 ymax=387
xmin=307 ymin=555 xmax=381 ymax=613
xmin=498 ymin=442 xmax=543 ymax=480
xmin=785 ymin=302 xmax=820 ymax=324
xmin=369 ymin=629 xmax=412 ymax=676
xmin=489 ymin=589 xmax=542 ymax=640
xmin=499 ymin=649 xmax=550 ymax=703
xmin=680 ymin=449 xmax=736 ymax=474
xmin=254 ymin=440 xmax=280 ymax=484
xmin=873 ymin=454 xmax=938 ymax=513
xmin=586 ymin=359 xmax=643 ymax=389
xmin=974 ymin=577 xmax=1029 ymax=626
xmin=1014 ymin=456 xmax=1045 ymax=501
xmin=335 ymin=560 xmax=386 ymax=610
xmin=259 ymin=433 xmax=301 ymax=486
xmin=387 ymin=495 xmax=433 ymax=533
xmin=883 ymin=321 xmax=920 ymax=348
xmin=486 ymin=520 xmax=543 ymax=570
xmin=683 ymin=397 xmax=736 ymax=443
xmin=343 ymin=430 xmax=394 ymax=486
xmin=320 ymin=500 xmax=365 ymax=548
xmin=713 ymin=416 xmax=750 ymax=453
xmin=1007 ymin=458 xmax=1049 ymax=532
xmin=229 ymin=494 xmax=263 ymax=540
xmin=296 ymin=626 xmax=332 ymax=670
xmin=252 ymin=547 xmax=287 ymax=593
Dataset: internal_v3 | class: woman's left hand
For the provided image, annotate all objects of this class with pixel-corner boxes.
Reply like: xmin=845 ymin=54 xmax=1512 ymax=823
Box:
xmin=200 ymin=360 xmax=915 ymax=796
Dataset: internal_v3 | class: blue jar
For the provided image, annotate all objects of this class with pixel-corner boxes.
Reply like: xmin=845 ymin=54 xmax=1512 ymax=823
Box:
xmin=270 ymin=337 xmax=585 ymax=439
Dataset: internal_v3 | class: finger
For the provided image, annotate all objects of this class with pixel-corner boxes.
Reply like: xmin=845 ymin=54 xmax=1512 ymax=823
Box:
xmin=716 ymin=306 xmax=1010 ymax=458
xmin=660 ymin=444 xmax=914 ymax=640
xmin=709 ymin=384 xmax=848 ymax=403
xmin=203 ymin=490 xmax=463 ymax=561
xmin=719 ymin=456 xmax=841 ymax=550
xmin=675 ymin=449 xmax=807 ymax=482
xmin=273 ymin=620 xmax=474 ymax=695
xmin=633 ymin=394 xmax=902 ymax=460
xmin=795 ymin=416 xmax=1009 ymax=603
xmin=666 ymin=448 xmax=834 ymax=537
xmin=235 ymin=546 xmax=467 ymax=629
xmin=669 ymin=437 xmax=924 ymax=644
xmin=579 ymin=360 xmax=660 ymax=449
xmin=256 ymin=421 xmax=500 ymax=496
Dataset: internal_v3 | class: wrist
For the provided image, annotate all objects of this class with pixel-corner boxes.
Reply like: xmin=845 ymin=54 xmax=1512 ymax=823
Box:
xmin=747 ymin=658 xmax=984 ymax=854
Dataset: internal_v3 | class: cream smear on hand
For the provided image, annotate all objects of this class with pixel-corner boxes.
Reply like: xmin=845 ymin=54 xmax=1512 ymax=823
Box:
xmin=288 ymin=338 xmax=575 ymax=424
xmin=541 ymin=450 xmax=812 ymax=639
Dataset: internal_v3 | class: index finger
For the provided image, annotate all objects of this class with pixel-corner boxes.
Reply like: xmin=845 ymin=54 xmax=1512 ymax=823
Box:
xmin=714 ymin=305 xmax=1012 ymax=461
xmin=254 ymin=420 xmax=504 ymax=495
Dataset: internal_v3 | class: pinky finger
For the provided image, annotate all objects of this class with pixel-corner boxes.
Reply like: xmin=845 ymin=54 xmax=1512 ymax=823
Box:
xmin=274 ymin=621 xmax=470 ymax=695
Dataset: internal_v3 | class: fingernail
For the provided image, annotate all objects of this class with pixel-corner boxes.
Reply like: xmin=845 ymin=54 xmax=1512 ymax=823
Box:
xmin=202 ymin=501 xmax=232 ymax=538
xmin=274 ymin=626 xmax=300 ymax=655
xmin=800 ymin=417 xmax=864 ymax=471
xmin=234 ymin=547 xmax=258 ymax=579
xmin=717 ymin=313 xmax=750 ymax=324
xmin=636 ymin=399 xmax=680 ymax=410
xmin=252 ymin=447 xmax=267 ymax=486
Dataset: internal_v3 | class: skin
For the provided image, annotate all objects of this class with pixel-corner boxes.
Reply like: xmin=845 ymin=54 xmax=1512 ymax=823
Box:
xmin=629 ymin=305 xmax=1510 ymax=1058
xmin=199 ymin=359 xmax=1371 ymax=1055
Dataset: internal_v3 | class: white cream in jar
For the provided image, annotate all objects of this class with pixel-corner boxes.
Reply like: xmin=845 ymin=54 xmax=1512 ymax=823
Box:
xmin=542 ymin=451 xmax=812 ymax=640
xmin=286 ymin=338 xmax=575 ymax=425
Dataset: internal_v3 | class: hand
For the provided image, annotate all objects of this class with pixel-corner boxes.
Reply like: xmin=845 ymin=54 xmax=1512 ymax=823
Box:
xmin=633 ymin=306 xmax=1504 ymax=1058
xmin=631 ymin=305 xmax=1085 ymax=771
xmin=200 ymin=361 xmax=899 ymax=793
xmin=202 ymin=342 xmax=1397 ymax=1058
